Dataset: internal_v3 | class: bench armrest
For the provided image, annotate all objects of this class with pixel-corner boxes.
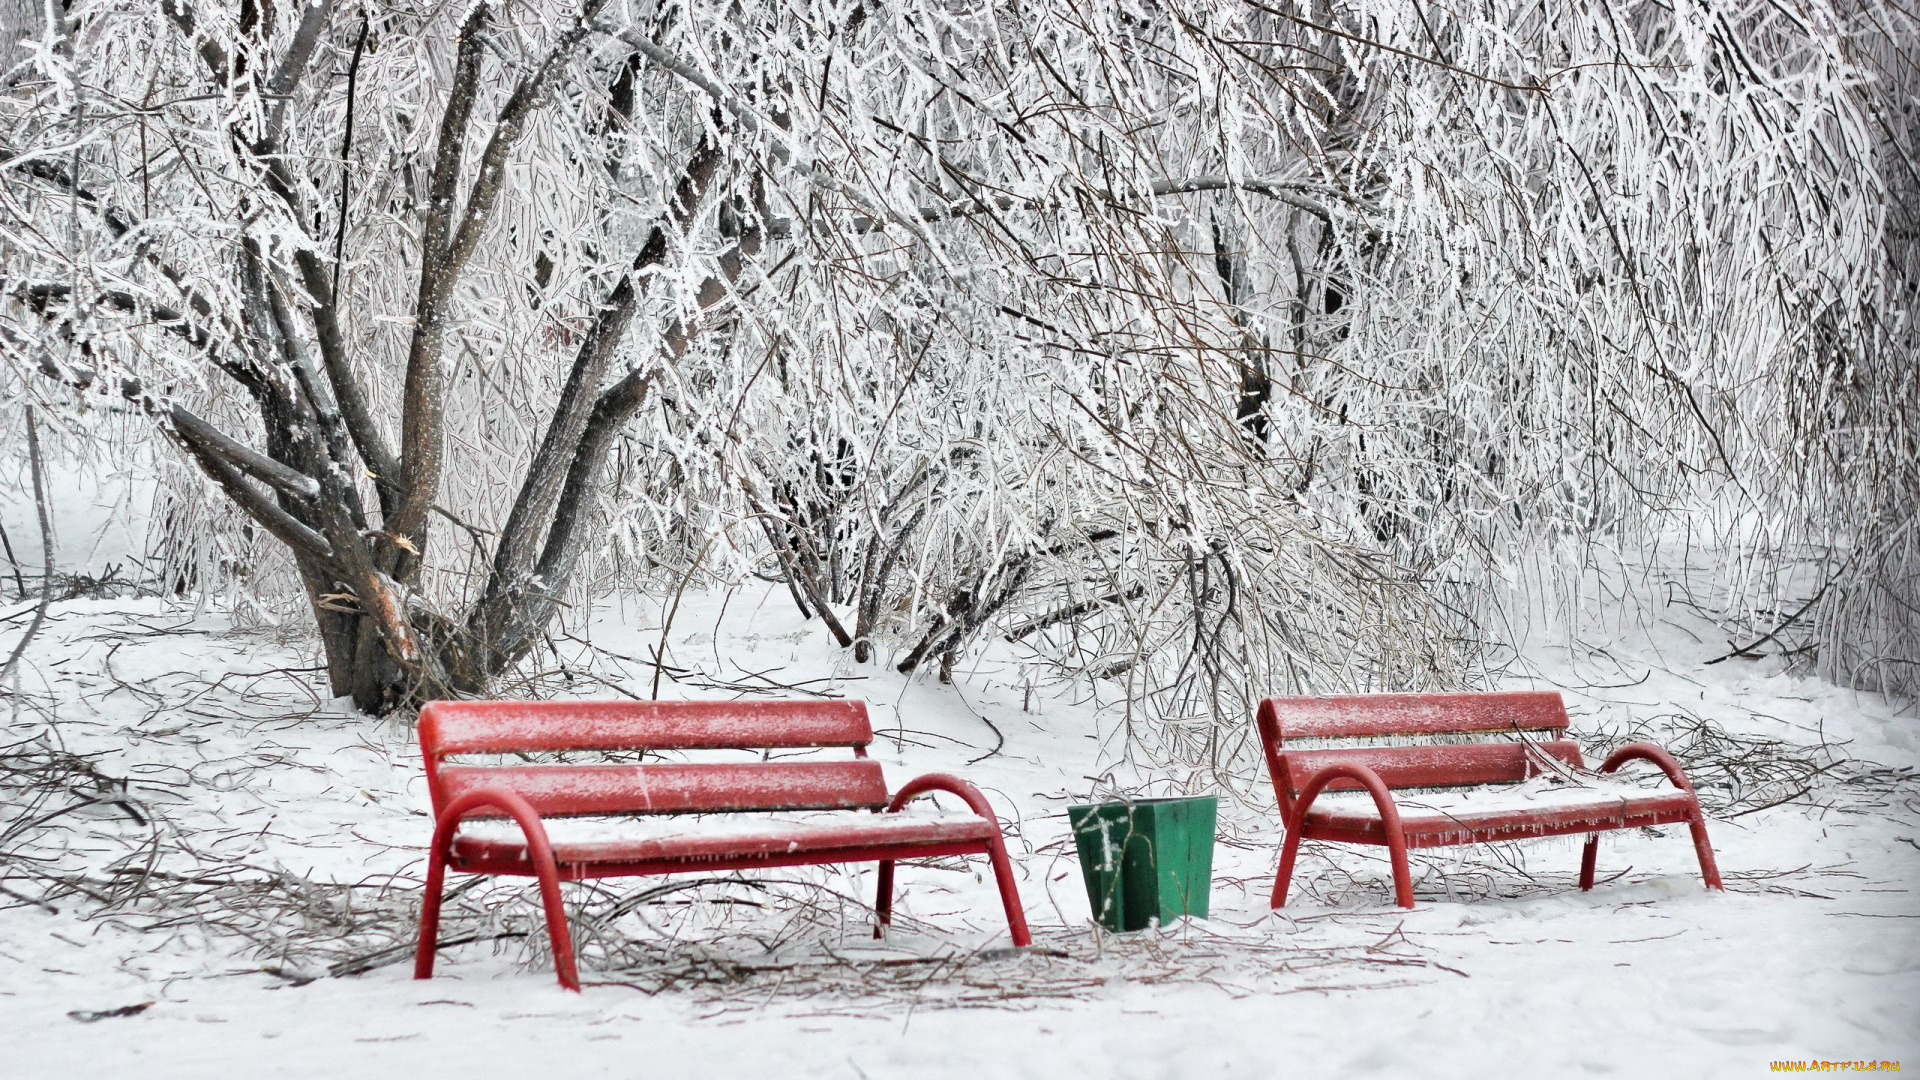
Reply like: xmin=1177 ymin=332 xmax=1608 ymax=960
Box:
xmin=431 ymin=787 xmax=559 ymax=867
xmin=1277 ymin=761 xmax=1414 ymax=908
xmin=420 ymin=787 xmax=575 ymax=989
xmin=1597 ymin=743 xmax=1701 ymax=796
xmin=1290 ymin=762 xmax=1405 ymax=834
xmin=887 ymin=773 xmax=1002 ymax=825
xmin=877 ymin=773 xmax=1032 ymax=946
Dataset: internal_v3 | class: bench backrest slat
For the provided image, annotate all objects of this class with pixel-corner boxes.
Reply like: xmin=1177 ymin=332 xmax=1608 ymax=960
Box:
xmin=419 ymin=700 xmax=881 ymax=819
xmin=1258 ymin=691 xmax=1568 ymax=741
xmin=1257 ymin=692 xmax=1582 ymax=820
xmin=437 ymin=761 xmax=889 ymax=817
xmin=419 ymin=699 xmax=873 ymax=756
xmin=1279 ymin=742 xmax=1583 ymax=796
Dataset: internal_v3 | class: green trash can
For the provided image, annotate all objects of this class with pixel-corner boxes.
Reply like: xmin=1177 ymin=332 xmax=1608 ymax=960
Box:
xmin=1068 ymin=795 xmax=1217 ymax=932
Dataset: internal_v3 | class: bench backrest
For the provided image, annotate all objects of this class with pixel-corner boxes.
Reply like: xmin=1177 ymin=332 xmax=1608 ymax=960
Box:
xmin=418 ymin=699 xmax=885 ymax=819
xmin=1256 ymin=692 xmax=1584 ymax=819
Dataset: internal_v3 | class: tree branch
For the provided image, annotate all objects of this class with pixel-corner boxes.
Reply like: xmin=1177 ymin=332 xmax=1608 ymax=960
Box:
xmin=1241 ymin=0 xmax=1548 ymax=95
xmin=529 ymin=221 xmax=758 ymax=589
xmin=439 ymin=1 xmax=610 ymax=284
xmin=293 ymin=249 xmax=397 ymax=492
xmin=0 ymin=409 xmax=55 ymax=686
xmin=5 ymin=282 xmax=325 ymax=516
xmin=852 ymin=123 xmax=1351 ymax=227
xmin=7 ymin=278 xmax=273 ymax=399
xmin=391 ymin=2 xmax=493 ymax=555
xmin=170 ymin=427 xmax=334 ymax=559
xmin=159 ymin=0 xmax=232 ymax=88
xmin=392 ymin=1 xmax=609 ymax=552
xmin=167 ymin=404 xmax=321 ymax=502
xmin=607 ymin=23 xmax=935 ymax=244
xmin=331 ymin=15 xmax=369 ymax=310
xmin=260 ymin=0 xmax=336 ymax=145
xmin=476 ymin=214 xmax=761 ymax=675
xmin=1 ymin=157 xmax=281 ymax=400
xmin=155 ymin=0 xmax=396 ymax=495
xmin=475 ymin=136 xmax=722 ymax=639
xmin=259 ymin=261 xmax=369 ymax=529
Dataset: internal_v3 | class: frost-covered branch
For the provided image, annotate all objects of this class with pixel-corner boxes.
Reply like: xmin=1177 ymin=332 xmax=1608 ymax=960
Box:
xmin=2 ymin=0 xmax=1911 ymax=726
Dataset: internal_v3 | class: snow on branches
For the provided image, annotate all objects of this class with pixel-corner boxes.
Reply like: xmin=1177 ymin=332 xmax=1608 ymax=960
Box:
xmin=0 ymin=0 xmax=1911 ymax=741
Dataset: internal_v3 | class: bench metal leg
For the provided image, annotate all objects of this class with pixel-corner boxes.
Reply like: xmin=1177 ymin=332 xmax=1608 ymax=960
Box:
xmin=1579 ymin=811 xmax=1722 ymax=893
xmin=1274 ymin=822 xmax=1413 ymax=907
xmin=874 ymin=845 xmax=1030 ymax=948
xmin=985 ymin=835 xmax=1033 ymax=947
xmin=414 ymin=841 xmax=451 ymax=979
xmin=1270 ymin=826 xmax=1415 ymax=910
xmin=1271 ymin=828 xmax=1305 ymax=908
xmin=1688 ymin=810 xmax=1724 ymax=890
xmin=873 ymin=859 xmax=895 ymax=939
xmin=882 ymin=774 xmax=1033 ymax=948
xmin=414 ymin=864 xmax=580 ymax=991
xmin=529 ymin=858 xmax=580 ymax=991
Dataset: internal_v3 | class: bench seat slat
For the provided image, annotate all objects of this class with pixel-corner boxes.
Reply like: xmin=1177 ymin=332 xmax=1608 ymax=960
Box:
xmin=1304 ymin=782 xmax=1699 ymax=843
xmin=420 ymin=699 xmax=873 ymax=756
xmin=1261 ymin=691 xmax=1569 ymax=740
xmin=1282 ymin=741 xmax=1585 ymax=794
xmin=450 ymin=810 xmax=996 ymax=868
xmin=438 ymin=761 xmax=890 ymax=816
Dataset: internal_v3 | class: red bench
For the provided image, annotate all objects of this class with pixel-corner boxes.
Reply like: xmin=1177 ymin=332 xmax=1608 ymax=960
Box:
xmin=1258 ymin=691 xmax=1723 ymax=909
xmin=412 ymin=699 xmax=1031 ymax=990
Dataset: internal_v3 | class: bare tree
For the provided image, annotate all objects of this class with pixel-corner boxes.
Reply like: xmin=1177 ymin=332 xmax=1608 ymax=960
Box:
xmin=0 ymin=0 xmax=777 ymax=711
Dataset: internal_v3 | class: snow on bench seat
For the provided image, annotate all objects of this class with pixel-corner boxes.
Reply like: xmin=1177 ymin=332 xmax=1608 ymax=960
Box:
xmin=452 ymin=808 xmax=998 ymax=866
xmin=1305 ymin=775 xmax=1700 ymax=845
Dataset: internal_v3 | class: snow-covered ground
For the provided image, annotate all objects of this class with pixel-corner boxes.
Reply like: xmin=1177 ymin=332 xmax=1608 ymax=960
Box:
xmin=0 ymin=452 xmax=152 ymax=580
xmin=2 ymin=580 xmax=1916 ymax=1078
